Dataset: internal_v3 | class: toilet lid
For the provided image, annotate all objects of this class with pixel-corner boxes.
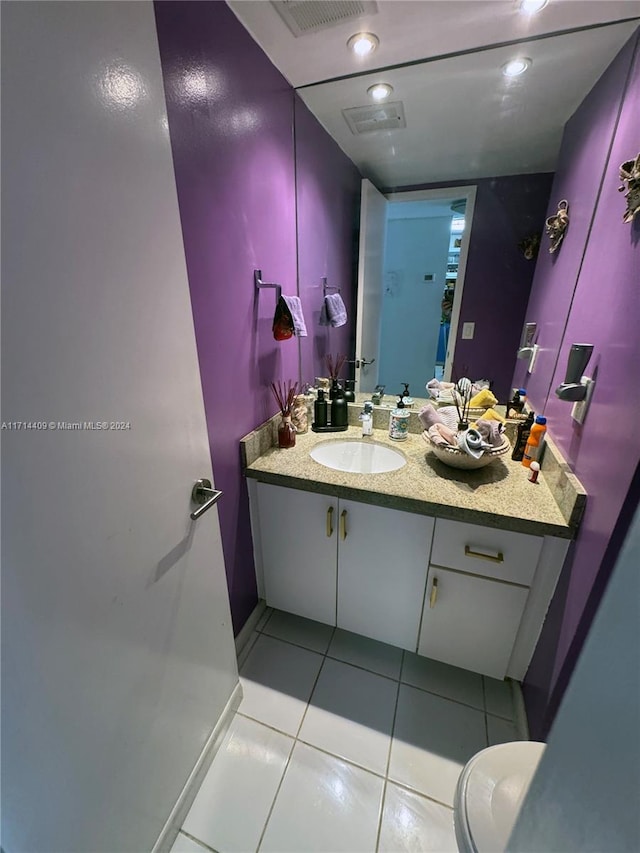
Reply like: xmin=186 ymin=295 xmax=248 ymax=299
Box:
xmin=455 ymin=741 xmax=545 ymax=853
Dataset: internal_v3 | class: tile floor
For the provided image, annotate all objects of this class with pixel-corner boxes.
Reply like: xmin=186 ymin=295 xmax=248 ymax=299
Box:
xmin=171 ymin=609 xmax=524 ymax=853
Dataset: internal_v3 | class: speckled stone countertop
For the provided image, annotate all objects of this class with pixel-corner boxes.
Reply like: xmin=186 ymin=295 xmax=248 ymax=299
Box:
xmin=243 ymin=423 xmax=582 ymax=539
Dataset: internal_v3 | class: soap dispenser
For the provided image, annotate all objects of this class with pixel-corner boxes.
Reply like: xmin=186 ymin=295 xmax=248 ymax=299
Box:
xmin=330 ymin=385 xmax=348 ymax=428
xmin=360 ymin=401 xmax=373 ymax=436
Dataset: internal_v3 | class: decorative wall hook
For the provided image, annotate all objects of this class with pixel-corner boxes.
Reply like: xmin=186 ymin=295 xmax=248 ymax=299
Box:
xmin=618 ymin=153 xmax=640 ymax=223
xmin=545 ymin=200 xmax=570 ymax=253
xmin=518 ymin=232 xmax=541 ymax=260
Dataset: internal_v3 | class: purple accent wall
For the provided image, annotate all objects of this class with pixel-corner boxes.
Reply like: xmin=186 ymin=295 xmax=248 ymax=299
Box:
xmin=154 ymin=2 xmax=360 ymax=633
xmin=519 ymin=30 xmax=640 ymax=738
xmin=384 ymin=175 xmax=553 ymax=401
xmin=295 ymin=95 xmax=361 ymax=385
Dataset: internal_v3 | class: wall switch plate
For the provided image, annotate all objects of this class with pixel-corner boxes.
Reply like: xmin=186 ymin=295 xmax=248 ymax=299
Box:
xmin=571 ymin=376 xmax=594 ymax=425
xmin=462 ymin=322 xmax=475 ymax=340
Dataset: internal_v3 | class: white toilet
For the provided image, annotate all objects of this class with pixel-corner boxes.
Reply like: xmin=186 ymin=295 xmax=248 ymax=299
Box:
xmin=453 ymin=741 xmax=546 ymax=852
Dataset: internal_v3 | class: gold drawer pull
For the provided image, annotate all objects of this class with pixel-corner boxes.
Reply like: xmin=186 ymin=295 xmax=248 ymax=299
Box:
xmin=326 ymin=506 xmax=334 ymax=537
xmin=465 ymin=545 xmax=504 ymax=564
xmin=429 ymin=577 xmax=438 ymax=608
xmin=340 ymin=509 xmax=348 ymax=541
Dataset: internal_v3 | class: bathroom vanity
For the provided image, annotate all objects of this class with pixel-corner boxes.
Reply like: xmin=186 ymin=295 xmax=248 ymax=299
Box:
xmin=242 ymin=418 xmax=585 ymax=681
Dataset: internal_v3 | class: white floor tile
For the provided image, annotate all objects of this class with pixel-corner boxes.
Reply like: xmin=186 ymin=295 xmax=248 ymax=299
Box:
xmin=260 ymin=742 xmax=384 ymax=853
xmin=378 ymin=782 xmax=458 ymax=853
xmin=299 ymin=658 xmax=398 ymax=775
xmin=239 ymin=634 xmax=323 ymax=735
xmin=389 ymin=684 xmax=487 ymax=806
xmin=182 ymin=715 xmax=292 ymax=853
xmin=401 ymin=653 xmax=484 ymax=710
xmin=487 ymin=714 xmax=520 ymax=746
xmin=262 ymin=609 xmax=334 ymax=654
xmin=484 ymin=677 xmax=515 ymax=720
xmin=328 ymin=629 xmax=403 ymax=680
xmin=169 ymin=832 xmax=212 ymax=853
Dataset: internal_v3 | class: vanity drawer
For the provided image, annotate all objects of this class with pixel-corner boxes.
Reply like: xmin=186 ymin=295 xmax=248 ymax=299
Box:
xmin=431 ymin=519 xmax=543 ymax=586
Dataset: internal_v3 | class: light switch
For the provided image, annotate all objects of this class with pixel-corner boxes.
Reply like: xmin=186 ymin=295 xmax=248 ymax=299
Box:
xmin=462 ymin=322 xmax=475 ymax=340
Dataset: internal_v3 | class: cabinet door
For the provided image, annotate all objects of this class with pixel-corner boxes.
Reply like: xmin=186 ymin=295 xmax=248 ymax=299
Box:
xmin=256 ymin=483 xmax=337 ymax=625
xmin=337 ymin=500 xmax=434 ymax=650
xmin=418 ymin=567 xmax=529 ymax=679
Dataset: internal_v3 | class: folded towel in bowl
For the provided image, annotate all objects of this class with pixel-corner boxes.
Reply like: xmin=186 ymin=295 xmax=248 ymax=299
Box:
xmin=428 ymin=423 xmax=457 ymax=447
xmin=469 ymin=388 xmax=498 ymax=409
xmin=481 ymin=407 xmax=506 ymax=423
xmin=419 ymin=404 xmax=444 ymax=430
xmin=319 ymin=293 xmax=347 ymax=327
xmin=474 ymin=419 xmax=505 ymax=447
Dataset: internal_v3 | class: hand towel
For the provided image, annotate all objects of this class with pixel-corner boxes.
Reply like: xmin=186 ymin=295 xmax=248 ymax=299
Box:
xmin=474 ymin=419 xmax=505 ymax=447
xmin=272 ymin=296 xmax=294 ymax=341
xmin=469 ymin=388 xmax=498 ymax=409
xmin=428 ymin=423 xmax=457 ymax=446
xmin=480 ymin=407 xmax=506 ymax=423
xmin=319 ymin=293 xmax=347 ymax=327
xmin=281 ymin=295 xmax=307 ymax=337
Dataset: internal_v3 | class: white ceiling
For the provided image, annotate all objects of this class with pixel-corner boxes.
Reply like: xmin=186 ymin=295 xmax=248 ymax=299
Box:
xmin=228 ymin=1 xmax=640 ymax=187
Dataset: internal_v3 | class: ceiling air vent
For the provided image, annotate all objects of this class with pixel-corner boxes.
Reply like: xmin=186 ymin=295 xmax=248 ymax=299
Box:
xmin=342 ymin=102 xmax=407 ymax=135
xmin=271 ymin=1 xmax=378 ymax=37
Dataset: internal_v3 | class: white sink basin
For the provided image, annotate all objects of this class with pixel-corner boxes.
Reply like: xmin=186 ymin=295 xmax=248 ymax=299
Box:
xmin=310 ymin=440 xmax=406 ymax=474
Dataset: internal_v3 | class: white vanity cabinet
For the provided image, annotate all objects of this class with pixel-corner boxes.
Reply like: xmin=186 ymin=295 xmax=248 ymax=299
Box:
xmin=253 ymin=483 xmax=433 ymax=650
xmin=418 ymin=520 xmax=545 ymax=679
xmin=249 ymin=481 xmax=569 ymax=681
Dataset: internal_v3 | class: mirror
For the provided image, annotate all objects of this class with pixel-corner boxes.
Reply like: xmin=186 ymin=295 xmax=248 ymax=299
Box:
xmin=293 ymin=20 xmax=638 ymax=404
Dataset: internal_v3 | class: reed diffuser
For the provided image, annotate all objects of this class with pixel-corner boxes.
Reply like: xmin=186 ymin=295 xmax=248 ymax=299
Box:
xmin=271 ymin=379 xmax=298 ymax=448
xmin=452 ymin=375 xmax=473 ymax=431
xmin=325 ymin=353 xmax=347 ymax=400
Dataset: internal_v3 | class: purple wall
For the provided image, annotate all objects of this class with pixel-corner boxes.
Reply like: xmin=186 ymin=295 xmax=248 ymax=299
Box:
xmin=518 ymin=30 xmax=640 ymax=738
xmin=154 ymin=2 xmax=360 ymax=633
xmin=295 ymin=95 xmax=361 ymax=386
xmin=385 ymin=175 xmax=553 ymax=401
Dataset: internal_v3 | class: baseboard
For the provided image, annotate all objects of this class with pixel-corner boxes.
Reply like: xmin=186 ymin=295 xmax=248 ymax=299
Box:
xmin=511 ymin=679 xmax=531 ymax=741
xmin=152 ymin=681 xmax=243 ymax=853
xmin=235 ymin=599 xmax=267 ymax=657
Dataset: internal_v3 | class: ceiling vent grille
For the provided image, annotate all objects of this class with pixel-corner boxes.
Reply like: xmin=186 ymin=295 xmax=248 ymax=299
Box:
xmin=342 ymin=102 xmax=407 ymax=135
xmin=271 ymin=1 xmax=378 ymax=37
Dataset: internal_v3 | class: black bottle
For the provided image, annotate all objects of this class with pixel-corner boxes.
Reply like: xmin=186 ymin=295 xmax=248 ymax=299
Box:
xmin=330 ymin=387 xmax=348 ymax=428
xmin=313 ymin=389 xmax=328 ymax=428
xmin=343 ymin=379 xmax=356 ymax=403
xmin=512 ymin=411 xmax=535 ymax=461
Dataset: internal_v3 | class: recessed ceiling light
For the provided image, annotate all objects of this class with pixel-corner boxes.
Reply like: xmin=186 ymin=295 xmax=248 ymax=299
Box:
xmin=519 ymin=0 xmax=548 ymax=13
xmin=347 ymin=32 xmax=379 ymax=57
xmin=367 ymin=83 xmax=393 ymax=101
xmin=502 ymin=57 xmax=532 ymax=78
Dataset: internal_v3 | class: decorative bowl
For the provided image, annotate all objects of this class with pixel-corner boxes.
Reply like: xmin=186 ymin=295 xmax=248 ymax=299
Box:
xmin=422 ymin=431 xmax=511 ymax=470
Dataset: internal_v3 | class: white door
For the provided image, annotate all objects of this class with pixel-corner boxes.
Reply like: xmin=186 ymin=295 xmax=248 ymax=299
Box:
xmin=337 ymin=501 xmax=434 ymax=650
xmin=256 ymin=484 xmax=338 ymax=625
xmin=2 ymin=4 xmax=237 ymax=852
xmin=418 ymin=568 xmax=530 ymax=679
xmin=355 ymin=179 xmax=388 ymax=392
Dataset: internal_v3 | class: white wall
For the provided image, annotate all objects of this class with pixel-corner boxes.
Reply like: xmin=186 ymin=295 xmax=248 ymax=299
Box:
xmin=508 ymin=503 xmax=640 ymax=851
xmin=1 ymin=4 xmax=238 ymax=851
xmin=379 ymin=216 xmax=451 ymax=394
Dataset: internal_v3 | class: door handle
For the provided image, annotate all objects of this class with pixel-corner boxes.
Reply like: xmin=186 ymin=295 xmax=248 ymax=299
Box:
xmin=190 ymin=478 xmax=223 ymax=520
xmin=340 ymin=509 xmax=348 ymax=541
xmin=326 ymin=506 xmax=334 ymax=537
xmin=429 ymin=577 xmax=438 ymax=608
xmin=348 ymin=358 xmax=376 ymax=369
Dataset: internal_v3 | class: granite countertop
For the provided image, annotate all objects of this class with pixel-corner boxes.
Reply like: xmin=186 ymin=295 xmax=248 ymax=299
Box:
xmin=243 ymin=423 xmax=582 ymax=539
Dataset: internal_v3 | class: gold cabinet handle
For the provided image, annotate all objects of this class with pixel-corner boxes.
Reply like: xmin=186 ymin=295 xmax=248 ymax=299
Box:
xmin=326 ymin=506 xmax=334 ymax=537
xmin=465 ymin=545 xmax=504 ymax=564
xmin=340 ymin=509 xmax=348 ymax=541
xmin=429 ymin=577 xmax=438 ymax=608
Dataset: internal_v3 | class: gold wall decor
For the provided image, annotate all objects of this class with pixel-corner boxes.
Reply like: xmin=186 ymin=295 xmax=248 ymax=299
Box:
xmin=545 ymin=199 xmax=570 ymax=253
xmin=618 ymin=154 xmax=640 ymax=223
